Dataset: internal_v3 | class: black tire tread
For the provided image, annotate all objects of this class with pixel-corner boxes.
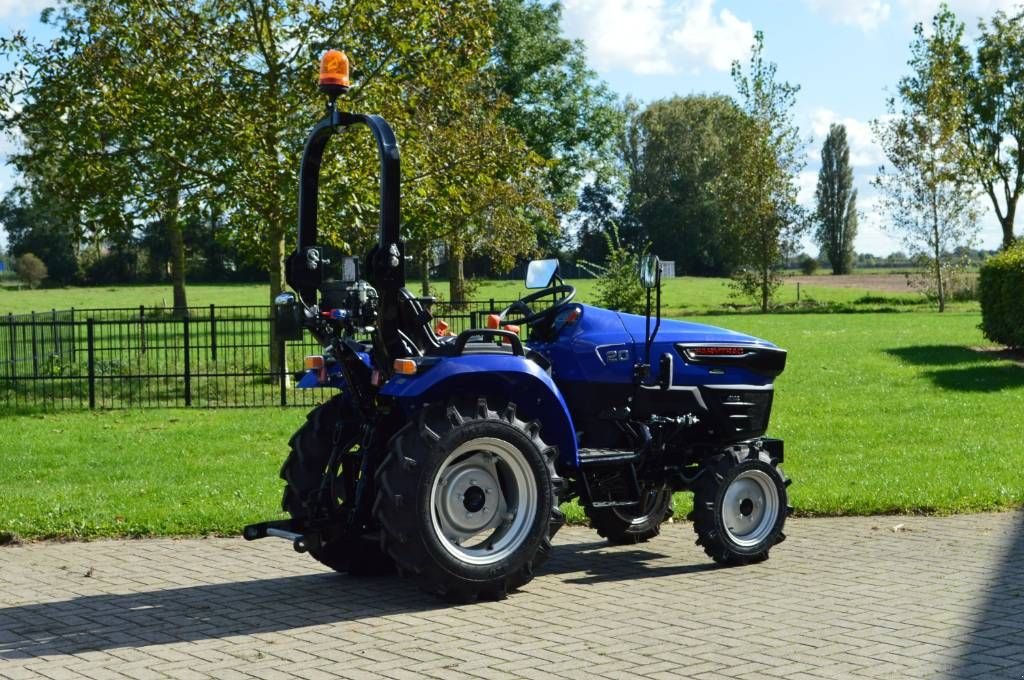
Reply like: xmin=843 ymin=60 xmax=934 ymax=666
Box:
xmin=691 ymin=448 xmax=789 ymax=566
xmin=279 ymin=395 xmax=391 ymax=575
xmin=375 ymin=398 xmax=564 ymax=602
xmin=584 ymin=489 xmax=674 ymax=545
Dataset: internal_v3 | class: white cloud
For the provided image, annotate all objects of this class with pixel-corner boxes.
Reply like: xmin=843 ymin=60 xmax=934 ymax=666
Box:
xmin=0 ymin=0 xmax=51 ymax=21
xmin=804 ymin=0 xmax=892 ymax=32
xmin=668 ymin=0 xmax=754 ymax=73
xmin=808 ymin=108 xmax=886 ymax=168
xmin=561 ymin=0 xmax=754 ymax=76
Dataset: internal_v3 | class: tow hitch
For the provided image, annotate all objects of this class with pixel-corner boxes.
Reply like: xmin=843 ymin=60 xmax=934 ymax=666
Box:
xmin=243 ymin=520 xmax=321 ymax=554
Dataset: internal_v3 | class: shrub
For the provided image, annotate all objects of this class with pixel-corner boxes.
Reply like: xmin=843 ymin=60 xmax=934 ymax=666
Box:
xmin=15 ymin=253 xmax=48 ymax=289
xmin=979 ymin=242 xmax=1024 ymax=348
xmin=798 ymin=254 xmax=819 ymax=275
xmin=580 ymin=224 xmax=646 ymax=314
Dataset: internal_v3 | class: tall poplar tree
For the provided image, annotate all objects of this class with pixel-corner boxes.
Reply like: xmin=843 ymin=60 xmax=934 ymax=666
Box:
xmin=814 ymin=123 xmax=858 ymax=275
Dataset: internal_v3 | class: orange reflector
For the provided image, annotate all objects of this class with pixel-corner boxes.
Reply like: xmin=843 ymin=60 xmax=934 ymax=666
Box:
xmin=435 ymin=319 xmax=450 ymax=337
xmin=319 ymin=49 xmax=350 ymax=88
xmin=393 ymin=358 xmax=417 ymax=375
xmin=486 ymin=314 xmax=501 ymax=329
xmin=304 ymin=355 xmax=325 ymax=370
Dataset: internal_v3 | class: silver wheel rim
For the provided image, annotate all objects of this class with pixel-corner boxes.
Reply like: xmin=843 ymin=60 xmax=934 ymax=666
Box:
xmin=429 ymin=437 xmax=538 ymax=566
xmin=721 ymin=469 xmax=779 ymax=547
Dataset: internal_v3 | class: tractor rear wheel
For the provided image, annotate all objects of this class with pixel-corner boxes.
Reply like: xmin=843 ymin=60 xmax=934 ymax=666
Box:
xmin=280 ymin=394 xmax=392 ymax=575
xmin=374 ymin=397 xmax=564 ymax=601
xmin=585 ymin=488 xmax=674 ymax=544
xmin=690 ymin=449 xmax=790 ymax=565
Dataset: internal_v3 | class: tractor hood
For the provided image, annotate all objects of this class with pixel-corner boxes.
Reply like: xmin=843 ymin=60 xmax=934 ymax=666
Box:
xmin=609 ymin=307 xmax=778 ymax=348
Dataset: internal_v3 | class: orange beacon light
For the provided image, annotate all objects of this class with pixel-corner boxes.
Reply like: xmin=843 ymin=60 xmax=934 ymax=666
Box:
xmin=319 ymin=49 xmax=350 ymax=96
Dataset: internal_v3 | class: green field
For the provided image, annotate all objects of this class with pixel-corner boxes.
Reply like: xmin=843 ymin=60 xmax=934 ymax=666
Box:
xmin=2 ymin=306 xmax=1020 ymax=541
xmin=1 ymin=275 xmax=962 ymax=317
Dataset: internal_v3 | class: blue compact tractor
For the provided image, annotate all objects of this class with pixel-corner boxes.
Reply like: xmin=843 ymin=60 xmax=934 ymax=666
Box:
xmin=244 ymin=51 xmax=791 ymax=601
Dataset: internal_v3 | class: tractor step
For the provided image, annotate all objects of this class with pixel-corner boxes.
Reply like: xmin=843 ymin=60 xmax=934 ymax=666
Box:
xmin=588 ymin=500 xmax=641 ymax=509
xmin=578 ymin=448 xmax=639 ymax=465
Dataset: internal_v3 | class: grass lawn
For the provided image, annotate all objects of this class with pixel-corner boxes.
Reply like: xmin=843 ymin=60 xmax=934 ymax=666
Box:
xmin=2 ymin=308 xmax=1021 ymax=541
xmin=2 ymin=275 xmax=959 ymax=317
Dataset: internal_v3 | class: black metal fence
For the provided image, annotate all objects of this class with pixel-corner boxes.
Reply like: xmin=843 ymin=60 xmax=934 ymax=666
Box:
xmin=0 ymin=299 xmax=515 ymax=411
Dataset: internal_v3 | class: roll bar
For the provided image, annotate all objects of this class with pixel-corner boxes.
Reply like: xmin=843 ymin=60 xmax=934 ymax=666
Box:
xmin=286 ymin=107 xmax=405 ymax=306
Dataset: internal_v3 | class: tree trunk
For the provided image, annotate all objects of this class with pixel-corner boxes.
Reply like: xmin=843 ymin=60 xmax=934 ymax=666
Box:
xmin=449 ymin=247 xmax=466 ymax=307
xmin=268 ymin=224 xmax=287 ymax=384
xmin=165 ymin=186 xmax=188 ymax=315
xmin=420 ymin=248 xmax=431 ymax=297
xmin=1001 ymin=202 xmax=1017 ymax=250
xmin=760 ymin=265 xmax=769 ymax=313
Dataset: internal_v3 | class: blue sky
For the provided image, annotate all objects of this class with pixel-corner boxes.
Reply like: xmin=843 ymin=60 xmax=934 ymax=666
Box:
xmin=1 ymin=0 xmax=1021 ymax=255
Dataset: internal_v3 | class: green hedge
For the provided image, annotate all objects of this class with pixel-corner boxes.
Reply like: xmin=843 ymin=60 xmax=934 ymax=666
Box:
xmin=979 ymin=242 xmax=1024 ymax=348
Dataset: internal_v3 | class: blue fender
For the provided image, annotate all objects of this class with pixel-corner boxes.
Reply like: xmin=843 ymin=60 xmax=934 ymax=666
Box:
xmin=380 ymin=354 xmax=579 ymax=469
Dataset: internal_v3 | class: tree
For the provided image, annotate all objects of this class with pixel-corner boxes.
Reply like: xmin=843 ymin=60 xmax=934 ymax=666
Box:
xmin=969 ymin=10 xmax=1024 ymax=249
xmin=3 ymin=0 xmax=502 ymax=374
xmin=717 ymin=33 xmax=805 ymax=311
xmin=872 ymin=13 xmax=980 ymax=312
xmin=571 ymin=181 xmax=618 ymax=265
xmin=0 ymin=191 xmax=81 ymax=284
xmin=915 ymin=7 xmax=1024 ymax=250
xmin=15 ymin=252 xmax=47 ymax=288
xmin=814 ymin=124 xmax=858 ymax=274
xmin=625 ymin=95 xmax=750 ymax=275
xmin=491 ymin=0 xmax=622 ymax=217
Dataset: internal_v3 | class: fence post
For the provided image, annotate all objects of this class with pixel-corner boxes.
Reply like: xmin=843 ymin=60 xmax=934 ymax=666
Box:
xmin=30 ymin=311 xmax=38 ymax=377
xmin=797 ymin=282 xmax=801 ymax=303
xmin=279 ymin=339 xmax=288 ymax=407
xmin=87 ymin=318 xmax=96 ymax=409
xmin=51 ymin=308 xmax=60 ymax=358
xmin=183 ymin=310 xmax=192 ymax=407
xmin=69 ymin=308 xmax=76 ymax=361
xmin=209 ymin=303 xmax=217 ymax=362
xmin=139 ymin=305 xmax=146 ymax=354
xmin=6 ymin=313 xmax=15 ymax=379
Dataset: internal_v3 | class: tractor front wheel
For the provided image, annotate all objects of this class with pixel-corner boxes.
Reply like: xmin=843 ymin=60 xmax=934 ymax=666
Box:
xmin=690 ymin=449 xmax=790 ymax=565
xmin=585 ymin=487 xmax=674 ymax=544
xmin=374 ymin=398 xmax=564 ymax=601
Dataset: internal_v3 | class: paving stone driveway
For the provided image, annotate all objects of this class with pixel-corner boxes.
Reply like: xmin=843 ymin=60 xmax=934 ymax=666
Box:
xmin=1 ymin=512 xmax=1022 ymax=680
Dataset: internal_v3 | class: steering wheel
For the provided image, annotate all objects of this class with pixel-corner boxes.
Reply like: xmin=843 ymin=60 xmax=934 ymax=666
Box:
xmin=499 ymin=284 xmax=576 ymax=326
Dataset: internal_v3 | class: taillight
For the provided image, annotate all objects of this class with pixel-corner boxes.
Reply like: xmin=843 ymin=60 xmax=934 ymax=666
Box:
xmin=682 ymin=346 xmax=750 ymax=359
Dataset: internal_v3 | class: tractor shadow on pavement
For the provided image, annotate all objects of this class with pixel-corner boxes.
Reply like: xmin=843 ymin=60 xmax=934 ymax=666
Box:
xmin=951 ymin=513 xmax=1024 ymax=679
xmin=550 ymin=539 xmax=718 ymax=585
xmin=0 ymin=537 xmax=712 ymax=660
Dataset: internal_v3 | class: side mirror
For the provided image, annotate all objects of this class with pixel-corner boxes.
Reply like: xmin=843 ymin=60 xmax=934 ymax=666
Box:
xmin=640 ymin=254 xmax=661 ymax=289
xmin=525 ymin=258 xmax=559 ymax=289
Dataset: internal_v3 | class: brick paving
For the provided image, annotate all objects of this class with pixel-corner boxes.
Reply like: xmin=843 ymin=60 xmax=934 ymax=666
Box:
xmin=1 ymin=512 xmax=1022 ymax=679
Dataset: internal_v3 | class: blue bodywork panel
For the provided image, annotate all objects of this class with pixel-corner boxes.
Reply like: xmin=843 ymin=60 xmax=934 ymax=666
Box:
xmin=531 ymin=304 xmax=780 ymax=389
xmin=380 ymin=353 xmax=579 ymax=469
